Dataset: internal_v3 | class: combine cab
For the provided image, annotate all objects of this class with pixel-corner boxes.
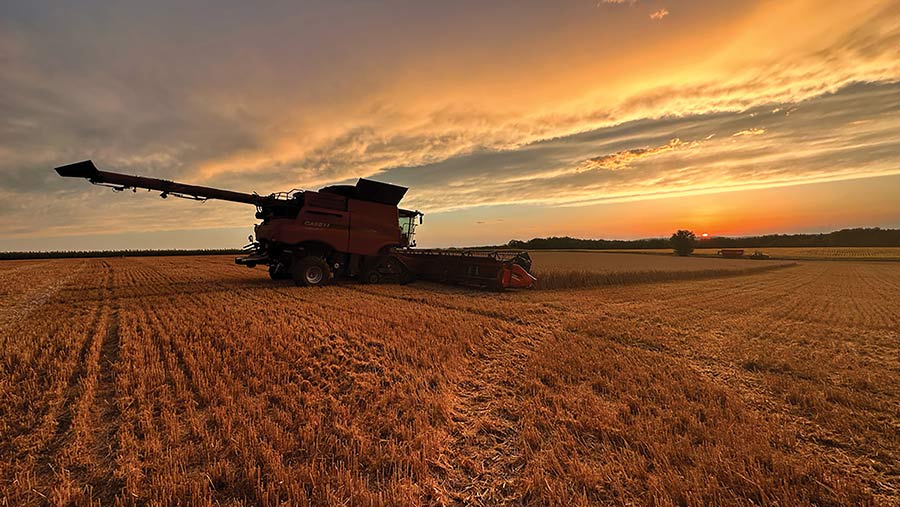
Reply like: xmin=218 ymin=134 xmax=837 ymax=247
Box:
xmin=55 ymin=160 xmax=536 ymax=289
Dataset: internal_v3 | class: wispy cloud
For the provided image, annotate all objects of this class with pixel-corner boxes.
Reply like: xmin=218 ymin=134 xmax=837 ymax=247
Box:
xmin=378 ymin=82 xmax=900 ymax=213
xmin=581 ymin=138 xmax=700 ymax=171
xmin=650 ymin=8 xmax=669 ymax=20
xmin=732 ymin=128 xmax=766 ymax=137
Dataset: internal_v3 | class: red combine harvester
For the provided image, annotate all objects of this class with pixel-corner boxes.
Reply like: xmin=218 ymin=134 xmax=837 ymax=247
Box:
xmin=55 ymin=160 xmax=536 ymax=290
xmin=717 ymin=249 xmax=745 ymax=258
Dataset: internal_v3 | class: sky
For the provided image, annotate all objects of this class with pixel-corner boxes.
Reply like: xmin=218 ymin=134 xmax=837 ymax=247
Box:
xmin=1 ymin=0 xmax=899 ymax=250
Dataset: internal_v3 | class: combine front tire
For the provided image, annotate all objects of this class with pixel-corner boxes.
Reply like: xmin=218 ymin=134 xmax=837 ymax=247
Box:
xmin=292 ymin=257 xmax=332 ymax=287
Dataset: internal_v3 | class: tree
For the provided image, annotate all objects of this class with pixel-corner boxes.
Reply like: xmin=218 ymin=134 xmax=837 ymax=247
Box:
xmin=670 ymin=230 xmax=696 ymax=256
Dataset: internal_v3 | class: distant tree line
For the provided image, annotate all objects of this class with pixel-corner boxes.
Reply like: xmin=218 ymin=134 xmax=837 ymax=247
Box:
xmin=700 ymin=228 xmax=900 ymax=248
xmin=0 ymin=249 xmax=243 ymax=260
xmin=506 ymin=228 xmax=900 ymax=250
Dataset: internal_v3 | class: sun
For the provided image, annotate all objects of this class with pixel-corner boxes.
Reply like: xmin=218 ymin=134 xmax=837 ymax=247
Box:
xmin=701 ymin=233 xmax=710 ymax=238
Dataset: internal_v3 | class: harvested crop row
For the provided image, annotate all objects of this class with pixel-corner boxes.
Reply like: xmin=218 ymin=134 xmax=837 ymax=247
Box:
xmin=529 ymin=251 xmax=768 ymax=271
xmin=532 ymin=263 xmax=796 ymax=289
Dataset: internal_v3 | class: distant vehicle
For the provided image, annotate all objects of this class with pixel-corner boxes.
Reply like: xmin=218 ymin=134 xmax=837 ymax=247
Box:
xmin=749 ymin=250 xmax=770 ymax=259
xmin=717 ymin=249 xmax=745 ymax=258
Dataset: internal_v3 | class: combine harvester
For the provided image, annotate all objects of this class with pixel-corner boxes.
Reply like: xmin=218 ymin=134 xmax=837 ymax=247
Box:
xmin=55 ymin=161 xmax=536 ymax=290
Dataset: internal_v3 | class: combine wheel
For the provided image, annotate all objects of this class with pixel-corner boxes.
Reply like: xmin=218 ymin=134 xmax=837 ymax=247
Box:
xmin=292 ymin=257 xmax=332 ymax=287
xmin=364 ymin=271 xmax=382 ymax=284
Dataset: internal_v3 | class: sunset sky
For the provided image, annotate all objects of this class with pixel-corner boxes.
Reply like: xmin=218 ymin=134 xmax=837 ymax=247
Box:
xmin=2 ymin=0 xmax=899 ymax=250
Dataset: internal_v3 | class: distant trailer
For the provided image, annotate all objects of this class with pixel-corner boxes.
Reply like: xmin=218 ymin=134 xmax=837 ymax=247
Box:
xmin=718 ymin=249 xmax=745 ymax=258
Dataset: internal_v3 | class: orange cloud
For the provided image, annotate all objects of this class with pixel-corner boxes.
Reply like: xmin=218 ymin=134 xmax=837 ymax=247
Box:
xmin=581 ymin=138 xmax=700 ymax=171
xmin=732 ymin=128 xmax=766 ymax=137
xmin=168 ymin=0 xmax=898 ymax=190
xmin=650 ymin=9 xmax=669 ymax=20
xmin=172 ymin=1 xmax=900 ymax=191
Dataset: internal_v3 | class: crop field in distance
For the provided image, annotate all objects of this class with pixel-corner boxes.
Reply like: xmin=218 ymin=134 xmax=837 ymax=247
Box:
xmin=529 ymin=251 xmax=796 ymax=289
xmin=1 ymin=253 xmax=899 ymax=506
xmin=575 ymin=246 xmax=900 ymax=260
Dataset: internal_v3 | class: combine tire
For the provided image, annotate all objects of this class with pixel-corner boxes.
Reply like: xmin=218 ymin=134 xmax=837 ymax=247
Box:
xmin=292 ymin=257 xmax=332 ymax=287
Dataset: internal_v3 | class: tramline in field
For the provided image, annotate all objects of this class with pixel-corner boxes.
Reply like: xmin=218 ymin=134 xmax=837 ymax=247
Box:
xmin=55 ymin=160 xmax=536 ymax=290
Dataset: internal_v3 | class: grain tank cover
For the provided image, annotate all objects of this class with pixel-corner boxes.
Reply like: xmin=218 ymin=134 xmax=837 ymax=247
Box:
xmin=319 ymin=178 xmax=408 ymax=205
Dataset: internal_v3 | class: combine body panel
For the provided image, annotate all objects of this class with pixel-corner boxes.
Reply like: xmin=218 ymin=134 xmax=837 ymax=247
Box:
xmin=55 ymin=160 xmax=536 ymax=289
xmin=253 ymin=191 xmax=398 ymax=256
xmin=347 ymin=198 xmax=404 ymax=255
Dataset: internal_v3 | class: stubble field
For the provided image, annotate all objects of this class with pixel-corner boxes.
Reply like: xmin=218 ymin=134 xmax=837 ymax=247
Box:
xmin=1 ymin=253 xmax=898 ymax=506
xmin=528 ymin=251 xmax=795 ymax=289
